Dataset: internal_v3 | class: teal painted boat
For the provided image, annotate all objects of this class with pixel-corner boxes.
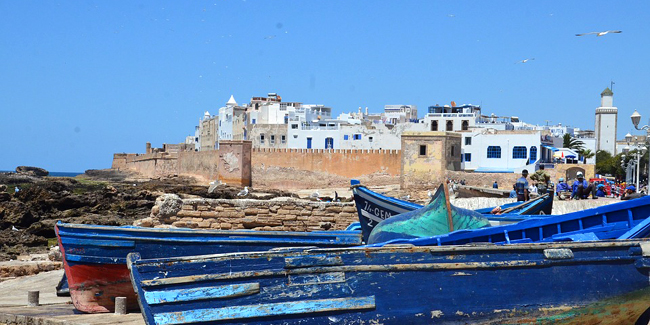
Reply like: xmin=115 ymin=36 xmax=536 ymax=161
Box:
xmin=368 ymin=183 xmax=490 ymax=244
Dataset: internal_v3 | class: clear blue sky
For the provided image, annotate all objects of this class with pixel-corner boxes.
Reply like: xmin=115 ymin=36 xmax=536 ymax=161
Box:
xmin=1 ymin=1 xmax=649 ymax=172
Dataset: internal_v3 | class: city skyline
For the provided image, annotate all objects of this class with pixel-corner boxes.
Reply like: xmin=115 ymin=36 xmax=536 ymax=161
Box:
xmin=1 ymin=1 xmax=649 ymax=172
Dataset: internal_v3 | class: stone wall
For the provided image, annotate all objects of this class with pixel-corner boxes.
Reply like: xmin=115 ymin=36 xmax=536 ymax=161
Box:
xmin=252 ymin=148 xmax=401 ymax=179
xmin=140 ymin=196 xmax=359 ymax=231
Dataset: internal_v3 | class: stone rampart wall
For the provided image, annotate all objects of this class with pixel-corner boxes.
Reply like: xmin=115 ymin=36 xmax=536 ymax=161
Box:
xmin=140 ymin=197 xmax=358 ymax=231
xmin=252 ymin=148 xmax=401 ymax=178
xmin=177 ymin=150 xmax=221 ymax=182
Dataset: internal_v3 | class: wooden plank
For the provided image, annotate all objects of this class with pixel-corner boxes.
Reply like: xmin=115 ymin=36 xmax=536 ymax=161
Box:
xmin=152 ymin=296 xmax=376 ymax=325
xmin=60 ymin=237 xmax=135 ymax=247
xmin=288 ymin=272 xmax=346 ymax=286
xmin=285 ymin=255 xmax=343 ymax=268
xmin=145 ymin=283 xmax=260 ymax=305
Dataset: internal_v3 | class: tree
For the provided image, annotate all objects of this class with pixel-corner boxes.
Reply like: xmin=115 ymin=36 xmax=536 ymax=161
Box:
xmin=578 ymin=149 xmax=595 ymax=162
xmin=563 ymin=133 xmax=585 ymax=151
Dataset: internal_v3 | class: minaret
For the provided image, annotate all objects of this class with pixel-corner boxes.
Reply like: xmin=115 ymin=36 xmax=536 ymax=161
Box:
xmin=594 ymin=88 xmax=617 ymax=155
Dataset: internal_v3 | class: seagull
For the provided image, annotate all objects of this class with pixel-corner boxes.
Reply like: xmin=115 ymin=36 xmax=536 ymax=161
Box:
xmin=399 ymin=194 xmax=410 ymax=201
xmin=516 ymin=58 xmax=535 ymax=64
xmin=264 ymin=35 xmax=276 ymax=39
xmin=575 ymin=30 xmax=622 ymax=37
xmin=11 ymin=226 xmax=19 ymax=231
xmin=310 ymin=190 xmax=320 ymax=199
xmin=237 ymin=186 xmax=249 ymax=197
xmin=427 ymin=190 xmax=434 ymax=199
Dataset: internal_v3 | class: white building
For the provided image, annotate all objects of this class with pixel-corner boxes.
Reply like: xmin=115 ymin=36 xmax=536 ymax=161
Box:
xmin=595 ymin=88 xmax=618 ymax=155
xmin=218 ymin=95 xmax=247 ymax=142
xmin=460 ymin=129 xmax=544 ymax=173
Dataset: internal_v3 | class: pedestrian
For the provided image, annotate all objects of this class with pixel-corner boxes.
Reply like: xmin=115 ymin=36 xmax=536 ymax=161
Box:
xmin=571 ymin=172 xmax=595 ymax=200
xmin=621 ymin=185 xmax=646 ymax=201
xmin=493 ymin=181 xmax=498 ymax=189
xmin=530 ymin=165 xmax=551 ymax=195
xmin=529 ymin=183 xmax=538 ymax=195
xmin=515 ymin=169 xmax=529 ymax=202
xmin=595 ymin=184 xmax=606 ymax=197
xmin=509 ymin=185 xmax=517 ymax=198
xmin=556 ymin=177 xmax=570 ymax=200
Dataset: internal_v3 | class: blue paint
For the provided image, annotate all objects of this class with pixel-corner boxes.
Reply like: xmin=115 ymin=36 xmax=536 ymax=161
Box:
xmin=60 ymin=237 xmax=135 ymax=247
xmin=145 ymin=283 xmax=260 ymax=305
xmin=152 ymin=296 xmax=375 ymax=325
xmin=369 ymin=195 xmax=650 ymax=247
xmin=128 ymin=240 xmax=650 ymax=324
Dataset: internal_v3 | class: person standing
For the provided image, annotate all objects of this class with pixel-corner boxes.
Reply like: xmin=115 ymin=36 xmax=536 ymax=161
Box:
xmin=493 ymin=181 xmax=498 ymax=189
xmin=515 ymin=170 xmax=529 ymax=202
xmin=530 ymin=165 xmax=551 ymax=195
xmin=571 ymin=172 xmax=595 ymax=200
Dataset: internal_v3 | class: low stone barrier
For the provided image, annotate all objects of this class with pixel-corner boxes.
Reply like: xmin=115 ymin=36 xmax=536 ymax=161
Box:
xmin=137 ymin=195 xmax=358 ymax=232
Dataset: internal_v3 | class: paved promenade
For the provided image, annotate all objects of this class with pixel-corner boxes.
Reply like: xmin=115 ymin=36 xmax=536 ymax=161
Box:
xmin=0 ymin=270 xmax=143 ymax=325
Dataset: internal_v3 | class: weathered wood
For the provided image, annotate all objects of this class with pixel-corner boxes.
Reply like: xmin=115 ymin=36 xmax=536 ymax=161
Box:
xmin=128 ymin=240 xmax=650 ymax=325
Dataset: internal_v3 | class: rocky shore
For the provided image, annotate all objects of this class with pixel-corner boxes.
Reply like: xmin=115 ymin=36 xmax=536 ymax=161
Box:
xmin=0 ymin=167 xmax=296 ymax=277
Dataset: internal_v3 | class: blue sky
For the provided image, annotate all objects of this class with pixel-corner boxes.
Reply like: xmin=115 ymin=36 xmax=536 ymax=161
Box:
xmin=1 ymin=1 xmax=649 ymax=172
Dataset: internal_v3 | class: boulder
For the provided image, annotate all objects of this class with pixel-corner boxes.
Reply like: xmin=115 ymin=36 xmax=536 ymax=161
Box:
xmin=157 ymin=194 xmax=183 ymax=218
xmin=15 ymin=166 xmax=49 ymax=177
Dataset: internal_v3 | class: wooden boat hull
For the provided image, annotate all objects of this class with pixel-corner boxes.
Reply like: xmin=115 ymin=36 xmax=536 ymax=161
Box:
xmin=351 ymin=180 xmax=553 ymax=242
xmin=371 ymin=195 xmax=650 ymax=247
xmin=127 ymin=240 xmax=650 ymax=324
xmin=55 ymin=222 xmax=361 ymax=313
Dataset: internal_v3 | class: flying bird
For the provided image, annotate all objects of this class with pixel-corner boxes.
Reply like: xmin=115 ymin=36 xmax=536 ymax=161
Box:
xmin=516 ymin=58 xmax=535 ymax=64
xmin=237 ymin=186 xmax=249 ymax=197
xmin=575 ymin=30 xmax=622 ymax=37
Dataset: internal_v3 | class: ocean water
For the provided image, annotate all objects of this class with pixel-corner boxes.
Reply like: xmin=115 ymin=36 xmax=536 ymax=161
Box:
xmin=0 ymin=170 xmax=83 ymax=177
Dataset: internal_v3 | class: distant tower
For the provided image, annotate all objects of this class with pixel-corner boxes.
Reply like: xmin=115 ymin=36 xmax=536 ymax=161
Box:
xmin=594 ymin=88 xmax=617 ymax=155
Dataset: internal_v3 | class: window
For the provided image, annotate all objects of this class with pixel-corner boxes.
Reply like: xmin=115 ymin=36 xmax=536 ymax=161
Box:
xmin=530 ymin=146 xmax=537 ymax=162
xmin=431 ymin=120 xmax=438 ymax=131
xmin=464 ymin=153 xmax=472 ymax=162
xmin=270 ymin=135 xmax=275 ymax=145
xmin=325 ymin=137 xmax=334 ymax=149
xmin=512 ymin=146 xmax=527 ymax=159
xmin=465 ymin=137 xmax=472 ymax=145
xmin=260 ymin=134 xmax=265 ymax=144
xmin=344 ymin=135 xmax=349 ymax=140
xmin=419 ymin=145 xmax=427 ymax=156
xmin=353 ymin=134 xmax=362 ymax=140
xmin=281 ymin=135 xmax=286 ymax=144
xmin=487 ymin=146 xmax=501 ymax=158
xmin=369 ymin=137 xmax=373 ymax=142
xmin=252 ymin=119 xmax=256 ymax=124
xmin=291 ymin=124 xmax=298 ymax=129
xmin=461 ymin=120 xmax=469 ymax=131
xmin=446 ymin=120 xmax=453 ymax=131
xmin=451 ymin=145 xmax=455 ymax=156
xmin=293 ymin=135 xmax=298 ymax=138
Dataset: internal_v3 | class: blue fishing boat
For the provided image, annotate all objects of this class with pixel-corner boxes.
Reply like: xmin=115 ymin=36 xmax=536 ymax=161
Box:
xmin=127 ymin=239 xmax=650 ymax=324
xmin=55 ymin=222 xmax=361 ymax=313
xmin=351 ymin=179 xmax=553 ymax=242
xmin=369 ymin=195 xmax=650 ymax=245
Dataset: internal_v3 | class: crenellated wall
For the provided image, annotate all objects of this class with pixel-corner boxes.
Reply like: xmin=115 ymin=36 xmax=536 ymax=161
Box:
xmin=251 ymin=148 xmax=401 ymax=178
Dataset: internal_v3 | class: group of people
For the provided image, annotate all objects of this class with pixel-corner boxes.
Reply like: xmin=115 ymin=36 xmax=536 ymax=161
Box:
xmin=508 ymin=167 xmax=646 ymax=201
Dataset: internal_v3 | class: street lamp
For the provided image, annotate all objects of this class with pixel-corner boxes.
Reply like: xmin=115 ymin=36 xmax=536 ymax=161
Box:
xmin=629 ymin=110 xmax=650 ymax=190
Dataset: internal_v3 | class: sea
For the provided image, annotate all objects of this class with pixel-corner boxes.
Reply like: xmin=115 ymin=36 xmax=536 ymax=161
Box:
xmin=0 ymin=170 xmax=83 ymax=177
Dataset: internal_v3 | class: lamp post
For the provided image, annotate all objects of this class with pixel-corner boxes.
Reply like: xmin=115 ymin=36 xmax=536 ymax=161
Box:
xmin=631 ymin=110 xmax=650 ymax=189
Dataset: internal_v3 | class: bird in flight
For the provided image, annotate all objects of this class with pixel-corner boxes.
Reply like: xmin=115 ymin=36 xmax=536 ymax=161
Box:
xmin=575 ymin=30 xmax=622 ymax=37
xmin=516 ymin=58 xmax=535 ymax=64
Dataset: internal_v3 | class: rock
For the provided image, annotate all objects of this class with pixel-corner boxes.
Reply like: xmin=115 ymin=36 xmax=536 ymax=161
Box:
xmin=0 ymin=185 xmax=6 ymax=192
xmin=157 ymin=194 xmax=183 ymax=217
xmin=15 ymin=166 xmax=49 ymax=177
xmin=48 ymin=246 xmax=62 ymax=261
xmin=134 ymin=217 xmax=154 ymax=228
